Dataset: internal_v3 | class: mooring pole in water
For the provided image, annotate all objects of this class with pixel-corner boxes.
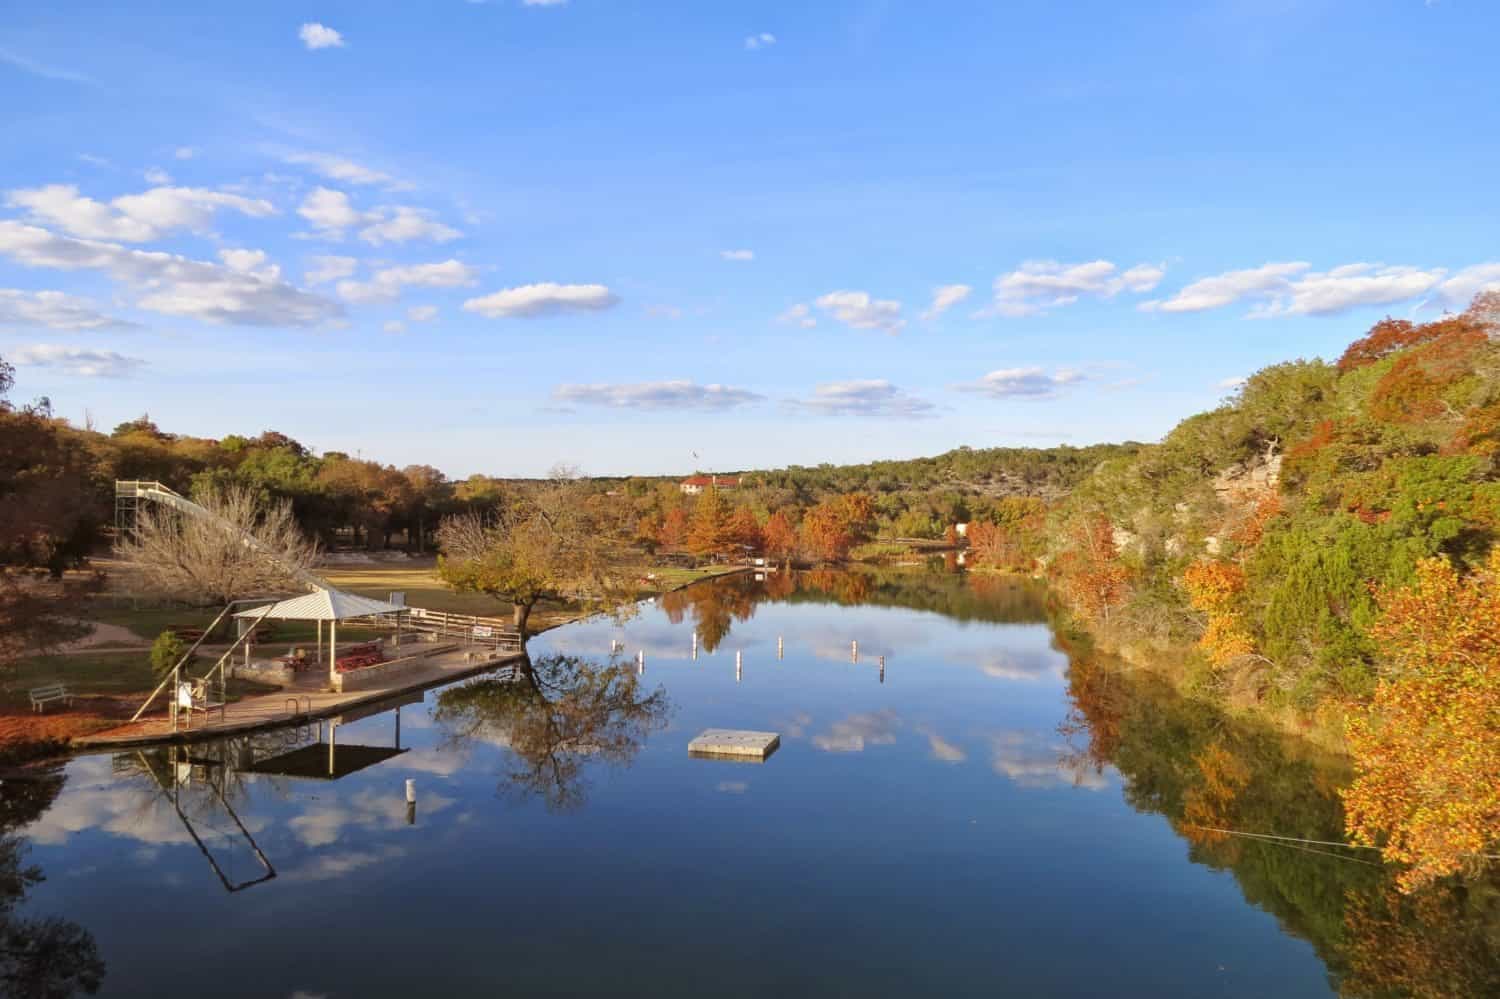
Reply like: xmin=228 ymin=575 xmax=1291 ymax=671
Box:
xmin=637 ymin=650 xmax=645 ymax=675
xmin=851 ymin=640 xmax=858 ymax=663
xmin=736 ymin=651 xmax=742 ymax=684
xmin=692 ymin=631 xmax=698 ymax=661
xmin=777 ymin=635 xmax=784 ymax=660
xmin=405 ymin=779 xmax=417 ymax=826
xmin=879 ymin=656 xmax=885 ymax=684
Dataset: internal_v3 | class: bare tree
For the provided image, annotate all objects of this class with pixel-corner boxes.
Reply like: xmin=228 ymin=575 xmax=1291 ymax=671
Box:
xmin=116 ymin=484 xmax=320 ymax=605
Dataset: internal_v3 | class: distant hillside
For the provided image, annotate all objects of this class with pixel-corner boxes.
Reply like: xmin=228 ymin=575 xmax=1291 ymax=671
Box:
xmin=749 ymin=442 xmax=1143 ymax=501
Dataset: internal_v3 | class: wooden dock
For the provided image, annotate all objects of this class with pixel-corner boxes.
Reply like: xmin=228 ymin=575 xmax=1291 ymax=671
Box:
xmin=74 ymin=646 xmax=525 ymax=750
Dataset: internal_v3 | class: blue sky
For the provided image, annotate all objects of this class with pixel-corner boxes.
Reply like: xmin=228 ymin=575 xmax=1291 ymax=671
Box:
xmin=2 ymin=1 xmax=1496 ymax=477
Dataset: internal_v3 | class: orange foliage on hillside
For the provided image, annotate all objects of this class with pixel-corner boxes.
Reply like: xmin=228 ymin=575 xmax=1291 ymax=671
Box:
xmin=1337 ymin=291 xmax=1498 ymax=373
xmin=1343 ymin=550 xmax=1500 ymax=891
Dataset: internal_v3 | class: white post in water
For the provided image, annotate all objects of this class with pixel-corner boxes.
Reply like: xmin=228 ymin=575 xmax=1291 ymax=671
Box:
xmin=879 ymin=656 xmax=886 ymax=684
xmin=692 ymin=631 xmax=698 ymax=661
xmin=637 ymin=650 xmax=645 ymax=675
xmin=405 ymin=778 xmax=417 ymax=826
xmin=851 ymin=640 xmax=858 ymax=663
xmin=736 ymin=651 xmax=742 ymax=684
xmin=777 ymin=636 xmax=784 ymax=660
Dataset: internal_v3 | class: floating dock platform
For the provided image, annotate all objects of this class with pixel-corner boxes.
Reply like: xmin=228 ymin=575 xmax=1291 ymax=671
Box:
xmin=688 ymin=729 xmax=780 ymax=760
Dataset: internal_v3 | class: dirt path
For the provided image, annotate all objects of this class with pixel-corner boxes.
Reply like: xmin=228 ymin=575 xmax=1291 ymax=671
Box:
xmin=35 ymin=621 xmax=152 ymax=655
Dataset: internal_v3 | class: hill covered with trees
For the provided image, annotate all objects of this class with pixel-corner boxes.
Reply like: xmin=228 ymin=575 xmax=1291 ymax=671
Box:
xmin=1029 ymin=291 xmax=1500 ymax=888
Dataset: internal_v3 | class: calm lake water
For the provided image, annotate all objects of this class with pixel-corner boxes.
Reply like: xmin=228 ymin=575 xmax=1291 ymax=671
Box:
xmin=4 ymin=571 xmax=1496 ymax=997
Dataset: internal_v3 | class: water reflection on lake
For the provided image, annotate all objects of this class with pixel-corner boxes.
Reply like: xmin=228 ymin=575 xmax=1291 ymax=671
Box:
xmin=4 ymin=570 xmax=1496 ymax=997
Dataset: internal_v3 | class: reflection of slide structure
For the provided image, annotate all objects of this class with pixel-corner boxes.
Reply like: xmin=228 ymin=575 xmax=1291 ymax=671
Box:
xmin=131 ymin=747 xmax=277 ymax=893
xmin=119 ymin=691 xmax=422 ymax=892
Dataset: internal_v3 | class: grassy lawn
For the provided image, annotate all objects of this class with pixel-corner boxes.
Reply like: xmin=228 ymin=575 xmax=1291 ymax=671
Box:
xmin=1 ymin=650 xmax=276 ymax=712
xmin=78 ymin=558 xmax=746 ymax=649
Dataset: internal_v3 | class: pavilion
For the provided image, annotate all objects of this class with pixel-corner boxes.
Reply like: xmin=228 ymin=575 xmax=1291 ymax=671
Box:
xmin=234 ymin=589 xmax=408 ymax=687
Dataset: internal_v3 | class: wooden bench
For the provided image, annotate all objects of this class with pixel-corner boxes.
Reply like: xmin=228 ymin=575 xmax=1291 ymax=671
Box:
xmin=29 ymin=683 xmax=72 ymax=713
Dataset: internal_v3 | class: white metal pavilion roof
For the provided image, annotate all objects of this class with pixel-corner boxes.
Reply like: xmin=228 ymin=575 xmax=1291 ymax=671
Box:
xmin=233 ymin=589 xmax=405 ymax=622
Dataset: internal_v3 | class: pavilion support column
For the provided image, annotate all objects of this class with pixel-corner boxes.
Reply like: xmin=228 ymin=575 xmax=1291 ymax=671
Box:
xmin=317 ymin=620 xmax=322 ymax=666
xmin=329 ymin=619 xmax=338 ymax=689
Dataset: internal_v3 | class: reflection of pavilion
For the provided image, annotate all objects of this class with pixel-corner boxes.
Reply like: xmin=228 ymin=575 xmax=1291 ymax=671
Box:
xmin=244 ymin=690 xmax=418 ymax=780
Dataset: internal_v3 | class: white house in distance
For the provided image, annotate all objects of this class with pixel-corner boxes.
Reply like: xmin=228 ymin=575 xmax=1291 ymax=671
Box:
xmin=680 ymin=474 xmax=740 ymax=495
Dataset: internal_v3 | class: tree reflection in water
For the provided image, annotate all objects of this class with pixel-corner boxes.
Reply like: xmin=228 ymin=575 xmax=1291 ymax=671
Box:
xmin=434 ymin=654 xmax=672 ymax=811
xmin=1055 ymin=628 xmax=1500 ymax=999
xmin=0 ymin=767 xmax=105 ymax=997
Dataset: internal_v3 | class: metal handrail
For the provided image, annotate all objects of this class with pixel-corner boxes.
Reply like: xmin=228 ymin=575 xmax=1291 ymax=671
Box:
xmin=129 ymin=598 xmax=271 ymax=723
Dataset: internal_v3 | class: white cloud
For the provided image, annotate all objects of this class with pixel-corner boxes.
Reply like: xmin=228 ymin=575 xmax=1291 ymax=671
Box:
xmin=359 ymin=206 xmax=461 ymax=246
xmin=0 ymin=46 xmax=92 ymax=84
xmin=811 ymin=710 xmax=899 ymax=753
xmin=554 ymin=380 xmax=763 ymax=410
xmin=336 ymin=259 xmax=478 ymax=304
xmin=217 ymin=247 xmax=279 ymax=279
xmin=957 ymin=367 xmax=1085 ymax=400
xmin=720 ymin=249 xmax=754 ymax=261
xmin=1252 ymin=264 xmax=1444 ymax=318
xmin=987 ymin=259 xmax=1163 ymax=317
xmin=0 ymin=221 xmax=342 ymax=327
xmin=383 ymin=320 xmax=405 ymax=334
xmin=776 ymin=303 xmax=816 ymax=328
xmin=1435 ymin=264 xmax=1500 ymax=310
xmin=10 ymin=344 xmax=144 ymax=377
xmin=304 ymin=254 xmax=357 ymax=285
xmin=1141 ymin=262 xmax=1310 ymax=313
xmin=744 ymin=32 xmax=777 ymax=50
xmin=921 ymin=283 xmax=972 ymax=320
xmin=1148 ymin=259 xmax=1500 ymax=317
xmin=789 ymin=379 xmax=935 ymax=419
xmin=283 ymin=152 xmax=392 ymax=186
xmin=143 ymin=167 xmax=172 ymax=185
xmin=1218 ymin=376 xmax=1247 ymax=389
xmin=7 ymin=183 xmax=275 ymax=243
xmin=297 ymin=187 xmax=369 ymax=238
xmin=919 ymin=728 xmax=967 ymax=763
xmin=463 ymin=282 xmax=618 ymax=318
xmin=299 ymin=23 xmax=345 ymax=50
xmin=814 ymin=290 xmax=904 ymax=333
xmin=296 ymin=188 xmax=457 ymax=244
xmin=0 ymin=289 xmax=132 ymax=330
xmin=174 ymin=146 xmax=196 ymax=160
xmin=407 ymin=305 xmax=439 ymax=322
xmin=987 ymin=731 xmax=1107 ymax=790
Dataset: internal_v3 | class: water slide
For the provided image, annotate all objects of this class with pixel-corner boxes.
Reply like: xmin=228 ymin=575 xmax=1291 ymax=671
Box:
xmin=114 ymin=480 xmax=334 ymax=593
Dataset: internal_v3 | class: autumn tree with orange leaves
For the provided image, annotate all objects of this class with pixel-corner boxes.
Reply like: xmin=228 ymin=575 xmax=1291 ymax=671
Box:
xmin=1056 ymin=515 xmax=1130 ymax=624
xmin=726 ymin=507 xmax=762 ymax=551
xmin=657 ymin=506 xmax=688 ymax=548
xmin=1182 ymin=560 xmax=1256 ymax=665
xmin=1342 ymin=550 xmax=1500 ymax=892
xmin=761 ymin=510 xmax=798 ymax=561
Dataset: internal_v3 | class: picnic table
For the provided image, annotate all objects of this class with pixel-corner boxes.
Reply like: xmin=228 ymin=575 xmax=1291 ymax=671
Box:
xmin=335 ymin=640 xmax=386 ymax=673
